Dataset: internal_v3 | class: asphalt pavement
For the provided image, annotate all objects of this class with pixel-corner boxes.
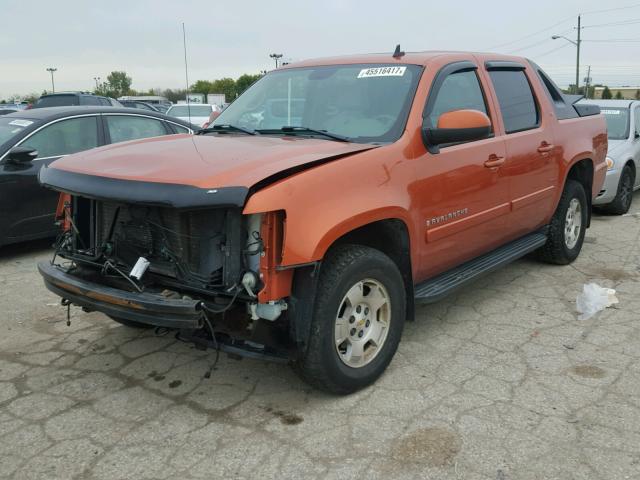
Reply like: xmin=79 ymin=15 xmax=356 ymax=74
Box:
xmin=1 ymin=193 xmax=639 ymax=480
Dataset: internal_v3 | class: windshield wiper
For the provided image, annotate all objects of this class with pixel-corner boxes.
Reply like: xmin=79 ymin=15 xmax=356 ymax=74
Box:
xmin=196 ymin=124 xmax=257 ymax=135
xmin=257 ymin=126 xmax=350 ymax=142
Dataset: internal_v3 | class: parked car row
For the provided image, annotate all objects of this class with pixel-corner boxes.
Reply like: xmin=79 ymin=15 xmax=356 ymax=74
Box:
xmin=34 ymin=92 xmax=122 ymax=108
xmin=6 ymin=91 xmax=229 ymax=129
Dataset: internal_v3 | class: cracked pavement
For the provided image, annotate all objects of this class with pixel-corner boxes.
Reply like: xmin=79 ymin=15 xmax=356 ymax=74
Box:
xmin=1 ymin=193 xmax=640 ymax=480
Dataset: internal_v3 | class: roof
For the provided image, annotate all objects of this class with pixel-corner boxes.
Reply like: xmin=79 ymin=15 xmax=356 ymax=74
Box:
xmin=579 ymin=99 xmax=637 ymax=108
xmin=593 ymin=86 xmax=640 ymax=90
xmin=279 ymin=50 xmax=525 ymax=69
xmin=39 ymin=91 xmax=95 ymax=96
xmin=2 ymin=106 xmax=194 ymax=126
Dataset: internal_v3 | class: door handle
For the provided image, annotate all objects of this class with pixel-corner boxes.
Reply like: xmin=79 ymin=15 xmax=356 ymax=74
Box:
xmin=484 ymin=154 xmax=505 ymax=168
xmin=537 ymin=142 xmax=554 ymax=153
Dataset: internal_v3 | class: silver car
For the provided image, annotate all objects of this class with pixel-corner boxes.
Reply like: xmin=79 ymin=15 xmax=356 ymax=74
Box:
xmin=580 ymin=99 xmax=640 ymax=214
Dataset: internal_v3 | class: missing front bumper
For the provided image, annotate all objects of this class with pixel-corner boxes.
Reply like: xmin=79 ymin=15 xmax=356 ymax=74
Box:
xmin=38 ymin=261 xmax=203 ymax=329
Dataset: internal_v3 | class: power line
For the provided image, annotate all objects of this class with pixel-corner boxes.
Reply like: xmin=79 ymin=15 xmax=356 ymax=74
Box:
xmin=531 ymin=42 xmax=572 ymax=59
xmin=581 ymin=18 xmax=640 ymax=28
xmin=505 ymin=38 xmax=553 ymax=54
xmin=483 ymin=16 xmax=574 ymax=50
xmin=485 ymin=4 xmax=640 ymax=52
xmin=583 ymin=39 xmax=640 ymax=43
xmin=581 ymin=3 xmax=640 ymax=15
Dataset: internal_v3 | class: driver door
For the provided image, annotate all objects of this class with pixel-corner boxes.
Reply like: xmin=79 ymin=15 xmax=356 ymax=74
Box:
xmin=414 ymin=62 xmax=510 ymax=280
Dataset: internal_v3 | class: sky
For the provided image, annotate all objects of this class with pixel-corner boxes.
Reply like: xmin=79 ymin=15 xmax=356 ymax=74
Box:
xmin=1 ymin=0 xmax=639 ymax=99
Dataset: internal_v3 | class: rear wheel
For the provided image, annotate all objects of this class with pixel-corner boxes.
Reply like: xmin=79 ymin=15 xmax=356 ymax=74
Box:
xmin=296 ymin=245 xmax=406 ymax=394
xmin=537 ymin=179 xmax=588 ymax=265
xmin=603 ymin=165 xmax=634 ymax=215
xmin=107 ymin=315 xmax=153 ymax=329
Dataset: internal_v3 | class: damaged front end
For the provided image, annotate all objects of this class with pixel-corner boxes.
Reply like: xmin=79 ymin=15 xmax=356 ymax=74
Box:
xmin=39 ymin=170 xmax=294 ymax=361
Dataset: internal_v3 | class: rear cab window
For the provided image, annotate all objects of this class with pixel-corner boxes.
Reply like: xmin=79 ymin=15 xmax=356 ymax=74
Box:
xmin=488 ymin=69 xmax=540 ymax=133
xmin=35 ymin=95 xmax=79 ymax=107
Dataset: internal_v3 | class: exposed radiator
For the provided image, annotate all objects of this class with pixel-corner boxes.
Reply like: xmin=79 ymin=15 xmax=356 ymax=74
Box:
xmin=94 ymin=201 xmax=227 ymax=287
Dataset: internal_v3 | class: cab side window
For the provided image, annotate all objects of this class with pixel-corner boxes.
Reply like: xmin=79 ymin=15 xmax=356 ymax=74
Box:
xmin=489 ymin=70 xmax=539 ymax=133
xmin=22 ymin=117 xmax=99 ymax=158
xmin=426 ymin=70 xmax=488 ymax=128
xmin=105 ymin=115 xmax=168 ymax=144
xmin=171 ymin=124 xmax=191 ymax=134
xmin=635 ymin=107 xmax=640 ymax=138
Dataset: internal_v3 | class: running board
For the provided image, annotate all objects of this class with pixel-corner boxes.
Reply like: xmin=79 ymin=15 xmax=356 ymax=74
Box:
xmin=414 ymin=232 xmax=548 ymax=304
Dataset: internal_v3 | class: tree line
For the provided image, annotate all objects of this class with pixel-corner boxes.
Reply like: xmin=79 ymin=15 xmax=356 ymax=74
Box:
xmin=93 ymin=71 xmax=262 ymax=103
xmin=1 ymin=71 xmax=263 ymax=104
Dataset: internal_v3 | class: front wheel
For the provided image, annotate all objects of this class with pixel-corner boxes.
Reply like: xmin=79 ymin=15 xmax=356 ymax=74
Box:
xmin=603 ymin=165 xmax=634 ymax=215
xmin=296 ymin=245 xmax=406 ymax=394
xmin=537 ymin=179 xmax=588 ymax=265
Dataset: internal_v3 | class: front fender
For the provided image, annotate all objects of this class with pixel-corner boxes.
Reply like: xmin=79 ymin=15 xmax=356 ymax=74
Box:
xmin=243 ymin=151 xmax=416 ymax=266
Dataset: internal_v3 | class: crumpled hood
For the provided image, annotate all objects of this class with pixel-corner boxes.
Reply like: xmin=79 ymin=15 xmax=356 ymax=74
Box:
xmin=46 ymin=133 xmax=377 ymax=189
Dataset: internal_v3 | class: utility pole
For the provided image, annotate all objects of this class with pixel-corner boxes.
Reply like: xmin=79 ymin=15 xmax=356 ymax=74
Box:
xmin=269 ymin=53 xmax=283 ymax=69
xmin=584 ymin=65 xmax=591 ymax=99
xmin=46 ymin=67 xmax=57 ymax=93
xmin=551 ymin=14 xmax=582 ymax=94
xmin=576 ymin=14 xmax=581 ymax=95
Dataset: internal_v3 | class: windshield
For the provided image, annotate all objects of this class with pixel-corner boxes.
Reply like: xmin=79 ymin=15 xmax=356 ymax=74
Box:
xmin=0 ymin=117 xmax=33 ymax=147
xmin=601 ymin=107 xmax=630 ymax=140
xmin=168 ymin=105 xmax=212 ymax=117
xmin=35 ymin=95 xmax=79 ymax=108
xmin=213 ymin=64 xmax=423 ymax=143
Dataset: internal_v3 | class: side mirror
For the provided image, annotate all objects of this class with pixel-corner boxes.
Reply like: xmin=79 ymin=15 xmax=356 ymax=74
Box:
xmin=7 ymin=146 xmax=38 ymax=164
xmin=423 ymin=109 xmax=491 ymax=152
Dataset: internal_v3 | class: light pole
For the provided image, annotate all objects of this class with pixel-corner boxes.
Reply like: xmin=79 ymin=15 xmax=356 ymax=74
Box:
xmin=46 ymin=67 xmax=57 ymax=93
xmin=552 ymin=14 xmax=581 ymax=94
xmin=93 ymin=77 xmax=101 ymax=90
xmin=269 ymin=53 xmax=283 ymax=69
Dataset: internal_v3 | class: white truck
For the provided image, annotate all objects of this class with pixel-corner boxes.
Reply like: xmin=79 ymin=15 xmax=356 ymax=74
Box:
xmin=207 ymin=93 xmax=226 ymax=108
xmin=186 ymin=93 xmax=205 ymax=104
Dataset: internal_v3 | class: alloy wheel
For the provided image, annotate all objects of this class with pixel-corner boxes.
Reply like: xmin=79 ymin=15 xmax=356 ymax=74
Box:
xmin=334 ymin=278 xmax=391 ymax=368
xmin=564 ymin=198 xmax=582 ymax=249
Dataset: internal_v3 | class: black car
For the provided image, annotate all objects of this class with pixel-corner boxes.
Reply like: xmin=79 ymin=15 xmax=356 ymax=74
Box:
xmin=0 ymin=107 xmax=194 ymax=247
xmin=33 ymin=92 xmax=122 ymax=108
xmin=118 ymin=100 xmax=160 ymax=112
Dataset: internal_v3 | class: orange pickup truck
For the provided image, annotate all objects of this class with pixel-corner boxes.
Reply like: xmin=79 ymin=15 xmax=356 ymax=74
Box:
xmin=38 ymin=49 xmax=607 ymax=393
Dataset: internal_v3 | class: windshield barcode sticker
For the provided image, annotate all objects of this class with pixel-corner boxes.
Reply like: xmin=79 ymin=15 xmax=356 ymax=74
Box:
xmin=357 ymin=66 xmax=406 ymax=78
xmin=8 ymin=119 xmax=33 ymax=127
xmin=601 ymin=110 xmax=621 ymax=115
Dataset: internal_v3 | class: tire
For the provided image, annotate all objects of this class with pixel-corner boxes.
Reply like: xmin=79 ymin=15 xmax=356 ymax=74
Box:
xmin=107 ymin=315 xmax=153 ymax=329
xmin=537 ymin=179 xmax=588 ymax=265
xmin=602 ymin=165 xmax=634 ymax=215
xmin=295 ymin=245 xmax=406 ymax=394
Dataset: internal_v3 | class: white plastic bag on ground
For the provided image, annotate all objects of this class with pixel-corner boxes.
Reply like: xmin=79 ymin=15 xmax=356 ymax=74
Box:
xmin=576 ymin=283 xmax=619 ymax=320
